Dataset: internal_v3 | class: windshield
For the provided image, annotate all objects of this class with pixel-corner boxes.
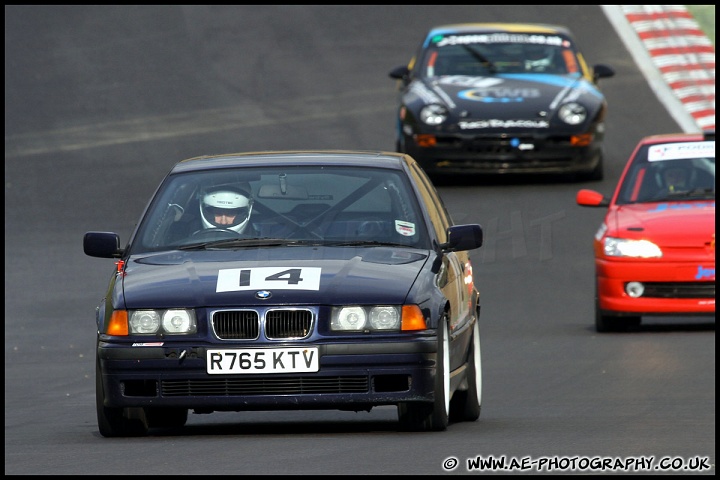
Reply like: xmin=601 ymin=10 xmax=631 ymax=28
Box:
xmin=616 ymin=141 xmax=715 ymax=205
xmin=420 ymin=33 xmax=580 ymax=76
xmin=130 ymin=166 xmax=431 ymax=253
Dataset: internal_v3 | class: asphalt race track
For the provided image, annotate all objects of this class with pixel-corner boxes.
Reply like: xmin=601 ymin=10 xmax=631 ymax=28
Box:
xmin=5 ymin=5 xmax=715 ymax=475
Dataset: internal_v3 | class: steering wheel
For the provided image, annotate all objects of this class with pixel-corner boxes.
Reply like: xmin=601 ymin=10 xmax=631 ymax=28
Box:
xmin=356 ymin=219 xmax=385 ymax=237
xmin=189 ymin=228 xmax=242 ymax=240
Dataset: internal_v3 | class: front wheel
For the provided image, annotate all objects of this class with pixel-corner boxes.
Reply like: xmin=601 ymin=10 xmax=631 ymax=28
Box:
xmin=449 ymin=318 xmax=482 ymax=422
xmin=596 ymin=310 xmax=641 ymax=332
xmin=578 ymin=154 xmax=604 ymax=182
xmin=398 ymin=317 xmax=450 ymax=432
xmin=96 ymin=357 xmax=148 ymax=437
xmin=595 ymin=284 xmax=641 ymax=332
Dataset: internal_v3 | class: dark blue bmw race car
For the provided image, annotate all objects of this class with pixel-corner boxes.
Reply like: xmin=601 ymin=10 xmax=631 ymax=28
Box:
xmin=84 ymin=150 xmax=484 ymax=436
xmin=389 ymin=23 xmax=615 ymax=180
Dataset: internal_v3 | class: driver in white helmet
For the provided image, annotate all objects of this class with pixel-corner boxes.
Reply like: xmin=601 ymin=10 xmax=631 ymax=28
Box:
xmin=524 ymin=44 xmax=556 ymax=72
xmin=199 ymin=184 xmax=255 ymax=235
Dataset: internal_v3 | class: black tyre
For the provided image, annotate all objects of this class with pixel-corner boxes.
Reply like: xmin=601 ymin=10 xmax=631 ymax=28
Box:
xmin=96 ymin=357 xmax=148 ymax=437
xmin=398 ymin=318 xmax=450 ymax=432
xmin=595 ymin=285 xmax=641 ymax=332
xmin=596 ymin=310 xmax=641 ymax=332
xmin=579 ymin=154 xmax=604 ymax=182
xmin=589 ymin=154 xmax=604 ymax=181
xmin=449 ymin=319 xmax=482 ymax=423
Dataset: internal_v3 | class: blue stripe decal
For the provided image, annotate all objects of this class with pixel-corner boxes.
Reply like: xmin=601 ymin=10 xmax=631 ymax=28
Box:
xmin=498 ymin=74 xmax=604 ymax=98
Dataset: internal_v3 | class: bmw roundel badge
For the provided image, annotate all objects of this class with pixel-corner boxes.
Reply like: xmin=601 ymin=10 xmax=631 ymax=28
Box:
xmin=255 ymin=290 xmax=272 ymax=300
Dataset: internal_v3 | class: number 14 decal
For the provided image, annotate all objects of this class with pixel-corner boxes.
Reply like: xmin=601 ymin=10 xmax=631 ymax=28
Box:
xmin=216 ymin=267 xmax=322 ymax=292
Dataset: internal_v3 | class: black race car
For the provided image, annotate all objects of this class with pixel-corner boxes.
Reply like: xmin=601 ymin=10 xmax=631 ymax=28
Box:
xmin=84 ymin=150 xmax=484 ymax=436
xmin=389 ymin=23 xmax=615 ymax=180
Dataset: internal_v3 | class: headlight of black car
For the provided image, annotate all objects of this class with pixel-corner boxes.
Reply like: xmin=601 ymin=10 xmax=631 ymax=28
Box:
xmin=107 ymin=309 xmax=198 ymax=335
xmin=130 ymin=309 xmax=197 ymax=334
xmin=330 ymin=305 xmax=426 ymax=332
xmin=419 ymin=104 xmax=449 ymax=125
xmin=558 ymin=102 xmax=588 ymax=125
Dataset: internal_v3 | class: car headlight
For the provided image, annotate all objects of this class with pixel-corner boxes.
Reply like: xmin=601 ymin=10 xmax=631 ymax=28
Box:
xmin=419 ymin=104 xmax=448 ymax=125
xmin=128 ymin=309 xmax=197 ymax=335
xmin=332 ymin=306 xmax=367 ymax=330
xmin=369 ymin=306 xmax=401 ymax=329
xmin=162 ymin=309 xmax=196 ymax=333
xmin=558 ymin=102 xmax=587 ymax=125
xmin=331 ymin=306 xmax=410 ymax=331
xmin=603 ymin=237 xmax=662 ymax=258
xmin=129 ymin=310 xmax=161 ymax=334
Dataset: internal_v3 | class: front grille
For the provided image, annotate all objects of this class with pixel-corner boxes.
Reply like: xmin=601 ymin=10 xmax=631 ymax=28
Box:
xmin=212 ymin=310 xmax=259 ymax=339
xmin=161 ymin=376 xmax=368 ymax=396
xmin=266 ymin=309 xmax=312 ymax=339
xmin=212 ymin=309 xmax=314 ymax=340
xmin=425 ymin=133 xmax=582 ymax=167
xmin=464 ymin=135 xmax=547 ymax=154
xmin=640 ymin=282 xmax=715 ymax=298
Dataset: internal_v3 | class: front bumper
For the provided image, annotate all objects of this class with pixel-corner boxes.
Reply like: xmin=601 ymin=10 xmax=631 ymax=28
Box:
xmin=596 ymin=258 xmax=716 ymax=315
xmin=98 ymin=338 xmax=438 ymax=411
xmin=403 ymin=132 xmax=602 ymax=175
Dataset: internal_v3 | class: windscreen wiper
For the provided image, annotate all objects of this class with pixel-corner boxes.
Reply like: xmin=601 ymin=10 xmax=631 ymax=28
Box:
xmin=176 ymin=238 xmax=316 ymax=250
xmin=665 ymin=188 xmax=715 ymax=200
xmin=324 ymin=240 xmax=415 ymax=248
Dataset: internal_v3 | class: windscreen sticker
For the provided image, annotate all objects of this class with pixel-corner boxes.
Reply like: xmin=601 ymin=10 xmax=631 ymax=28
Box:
xmin=217 ymin=267 xmax=321 ymax=292
xmin=395 ymin=220 xmax=416 ymax=236
xmin=435 ymin=33 xmax=566 ymax=48
xmin=648 ymin=141 xmax=715 ymax=161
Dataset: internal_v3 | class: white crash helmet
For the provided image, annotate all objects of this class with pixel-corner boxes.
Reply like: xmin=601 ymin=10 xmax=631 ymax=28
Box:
xmin=200 ymin=186 xmax=253 ymax=234
xmin=524 ymin=45 xmax=555 ymax=71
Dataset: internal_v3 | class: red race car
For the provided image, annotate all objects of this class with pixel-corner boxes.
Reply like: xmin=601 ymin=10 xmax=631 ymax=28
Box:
xmin=576 ymin=131 xmax=715 ymax=332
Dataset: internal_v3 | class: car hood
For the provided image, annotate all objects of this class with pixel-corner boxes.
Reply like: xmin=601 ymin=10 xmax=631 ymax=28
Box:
xmin=609 ymin=201 xmax=716 ymax=247
xmin=411 ymin=74 xmax=604 ymax=129
xmin=119 ymin=246 xmax=430 ymax=309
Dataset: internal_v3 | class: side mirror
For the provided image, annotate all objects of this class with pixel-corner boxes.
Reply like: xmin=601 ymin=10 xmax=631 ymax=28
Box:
xmin=593 ymin=64 xmax=615 ymax=82
xmin=389 ymin=65 xmax=410 ymax=81
xmin=576 ymin=189 xmax=610 ymax=207
xmin=84 ymin=231 xmax=123 ymax=258
xmin=441 ymin=224 xmax=483 ymax=252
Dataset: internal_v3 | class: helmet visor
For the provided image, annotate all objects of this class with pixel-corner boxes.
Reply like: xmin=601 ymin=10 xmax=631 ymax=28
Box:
xmin=203 ymin=205 xmax=250 ymax=226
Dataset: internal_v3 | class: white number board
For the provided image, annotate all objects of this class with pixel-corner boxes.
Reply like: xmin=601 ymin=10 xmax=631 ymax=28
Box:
xmin=216 ymin=267 xmax=321 ymax=292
